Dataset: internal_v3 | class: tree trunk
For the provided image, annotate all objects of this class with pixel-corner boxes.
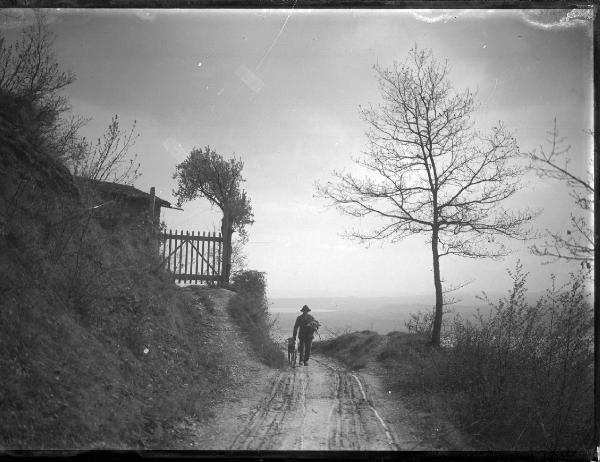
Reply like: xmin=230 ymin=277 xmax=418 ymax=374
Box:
xmin=220 ymin=214 xmax=233 ymax=286
xmin=430 ymin=226 xmax=444 ymax=348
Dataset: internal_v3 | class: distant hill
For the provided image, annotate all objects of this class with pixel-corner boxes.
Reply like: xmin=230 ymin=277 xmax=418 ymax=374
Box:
xmin=270 ymin=289 xmax=548 ymax=311
xmin=269 ymin=298 xmax=474 ymax=340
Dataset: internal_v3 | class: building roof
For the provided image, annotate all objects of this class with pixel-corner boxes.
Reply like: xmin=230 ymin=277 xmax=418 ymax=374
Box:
xmin=83 ymin=178 xmax=172 ymax=208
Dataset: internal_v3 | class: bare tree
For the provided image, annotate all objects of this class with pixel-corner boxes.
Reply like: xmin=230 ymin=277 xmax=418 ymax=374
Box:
xmin=71 ymin=115 xmax=141 ymax=185
xmin=316 ymin=47 xmax=534 ymax=347
xmin=173 ymin=146 xmax=254 ymax=285
xmin=527 ymin=119 xmax=594 ymax=267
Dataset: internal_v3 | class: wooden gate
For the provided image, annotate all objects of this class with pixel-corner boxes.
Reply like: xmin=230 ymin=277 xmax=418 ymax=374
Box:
xmin=159 ymin=229 xmax=223 ymax=284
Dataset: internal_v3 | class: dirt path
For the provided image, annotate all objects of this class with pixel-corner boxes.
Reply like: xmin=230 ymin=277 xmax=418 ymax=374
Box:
xmin=230 ymin=355 xmax=399 ymax=450
xmin=187 ymin=353 xmax=434 ymax=450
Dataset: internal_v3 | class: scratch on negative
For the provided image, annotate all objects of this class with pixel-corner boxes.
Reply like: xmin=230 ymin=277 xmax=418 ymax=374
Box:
xmin=255 ymin=0 xmax=298 ymax=72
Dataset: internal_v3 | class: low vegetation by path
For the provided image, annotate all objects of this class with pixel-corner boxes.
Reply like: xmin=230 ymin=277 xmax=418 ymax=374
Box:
xmin=313 ymin=331 xmax=471 ymax=451
xmin=313 ymin=268 xmax=593 ymax=454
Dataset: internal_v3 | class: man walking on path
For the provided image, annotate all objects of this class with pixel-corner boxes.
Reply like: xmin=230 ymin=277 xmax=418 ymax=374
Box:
xmin=293 ymin=305 xmax=319 ymax=366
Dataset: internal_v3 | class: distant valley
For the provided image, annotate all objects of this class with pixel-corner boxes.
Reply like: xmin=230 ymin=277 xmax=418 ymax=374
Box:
xmin=268 ymin=296 xmax=489 ymax=341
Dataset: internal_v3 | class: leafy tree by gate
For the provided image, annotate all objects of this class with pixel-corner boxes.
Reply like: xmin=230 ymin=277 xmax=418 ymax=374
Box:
xmin=317 ymin=47 xmax=535 ymax=348
xmin=173 ymin=146 xmax=254 ymax=285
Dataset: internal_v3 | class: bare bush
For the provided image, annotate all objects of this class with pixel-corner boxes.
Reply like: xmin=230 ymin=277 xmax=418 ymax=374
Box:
xmin=405 ymin=306 xmax=454 ymax=341
xmin=70 ymin=114 xmax=141 ymax=185
xmin=1 ymin=12 xmax=141 ymax=186
xmin=0 ymin=11 xmax=83 ymax=161
xmin=0 ymin=12 xmax=73 ymax=113
xmin=229 ymin=232 xmax=249 ymax=276
xmin=440 ymin=263 xmax=593 ymax=450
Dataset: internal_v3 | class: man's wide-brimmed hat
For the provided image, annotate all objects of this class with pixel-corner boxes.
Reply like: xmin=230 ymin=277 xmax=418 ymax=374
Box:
xmin=301 ymin=305 xmax=311 ymax=312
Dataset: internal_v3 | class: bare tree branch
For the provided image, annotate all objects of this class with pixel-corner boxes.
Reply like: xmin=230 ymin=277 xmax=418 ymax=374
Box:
xmin=526 ymin=119 xmax=594 ymax=266
xmin=71 ymin=115 xmax=141 ymax=185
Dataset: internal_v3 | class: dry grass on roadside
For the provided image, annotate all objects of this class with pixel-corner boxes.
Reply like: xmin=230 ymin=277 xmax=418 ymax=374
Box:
xmin=313 ymin=330 xmax=384 ymax=370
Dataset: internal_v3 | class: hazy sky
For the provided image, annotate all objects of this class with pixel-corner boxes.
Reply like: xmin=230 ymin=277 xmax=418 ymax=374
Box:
xmin=3 ymin=8 xmax=593 ymax=297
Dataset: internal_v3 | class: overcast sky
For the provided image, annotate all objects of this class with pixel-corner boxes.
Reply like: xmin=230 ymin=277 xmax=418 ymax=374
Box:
xmin=3 ymin=8 xmax=593 ymax=297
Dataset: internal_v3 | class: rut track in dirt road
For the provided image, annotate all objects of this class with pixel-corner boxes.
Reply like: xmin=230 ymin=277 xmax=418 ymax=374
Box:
xmin=230 ymin=354 xmax=399 ymax=450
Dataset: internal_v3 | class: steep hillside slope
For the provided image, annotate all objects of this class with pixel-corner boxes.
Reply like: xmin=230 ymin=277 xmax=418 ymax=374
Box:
xmin=0 ymin=104 xmax=278 ymax=449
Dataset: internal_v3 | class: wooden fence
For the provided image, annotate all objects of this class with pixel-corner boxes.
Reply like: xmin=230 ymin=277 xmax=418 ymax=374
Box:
xmin=159 ymin=229 xmax=223 ymax=284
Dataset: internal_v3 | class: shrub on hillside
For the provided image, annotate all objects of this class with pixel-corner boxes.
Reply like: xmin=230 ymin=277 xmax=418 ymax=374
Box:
xmin=375 ymin=331 xmax=429 ymax=362
xmin=405 ymin=305 xmax=454 ymax=343
xmin=228 ymin=270 xmax=285 ymax=368
xmin=1 ymin=14 xmax=140 ymax=185
xmin=0 ymin=12 xmax=83 ymax=163
xmin=231 ymin=270 xmax=268 ymax=312
xmin=436 ymin=263 xmax=593 ymax=450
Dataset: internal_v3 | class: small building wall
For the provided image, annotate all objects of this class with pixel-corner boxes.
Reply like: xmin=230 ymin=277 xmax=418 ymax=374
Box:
xmin=92 ymin=193 xmax=163 ymax=255
xmin=94 ymin=198 xmax=152 ymax=229
xmin=78 ymin=179 xmax=170 ymax=255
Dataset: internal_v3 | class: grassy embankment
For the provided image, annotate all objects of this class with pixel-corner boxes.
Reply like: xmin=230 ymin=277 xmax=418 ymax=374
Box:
xmin=0 ymin=96 xmax=283 ymax=449
xmin=314 ymin=267 xmax=593 ymax=452
xmin=227 ymin=270 xmax=286 ymax=369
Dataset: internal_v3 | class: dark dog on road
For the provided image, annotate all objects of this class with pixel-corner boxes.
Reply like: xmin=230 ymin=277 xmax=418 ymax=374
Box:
xmin=287 ymin=337 xmax=297 ymax=367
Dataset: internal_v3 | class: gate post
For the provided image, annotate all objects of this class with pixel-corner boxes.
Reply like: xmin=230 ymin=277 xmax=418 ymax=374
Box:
xmin=149 ymin=187 xmax=156 ymax=219
xmin=149 ymin=187 xmax=160 ymax=254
